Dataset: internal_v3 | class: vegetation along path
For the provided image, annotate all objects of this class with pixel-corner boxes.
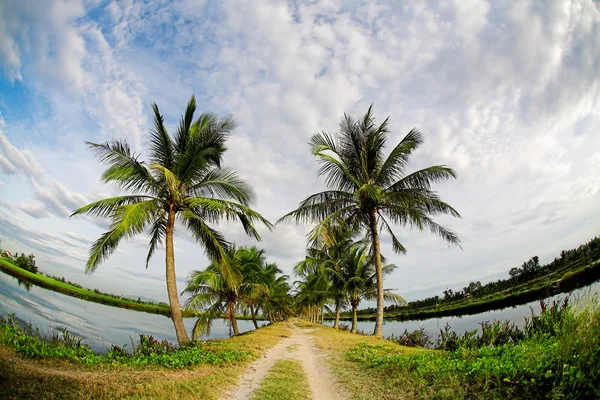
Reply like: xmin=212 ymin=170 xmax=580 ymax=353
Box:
xmin=224 ymin=322 xmax=348 ymax=400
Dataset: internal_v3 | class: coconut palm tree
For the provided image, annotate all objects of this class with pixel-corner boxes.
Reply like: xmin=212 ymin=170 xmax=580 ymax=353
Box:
xmin=71 ymin=96 xmax=271 ymax=344
xmin=296 ymin=222 xmax=358 ymax=328
xmin=341 ymin=244 xmax=403 ymax=333
xmin=237 ymin=246 xmax=268 ymax=329
xmin=182 ymin=260 xmax=245 ymax=338
xmin=260 ymin=262 xmax=292 ymax=322
xmin=280 ymin=106 xmax=460 ymax=336
xmin=294 ymin=266 xmax=331 ymax=323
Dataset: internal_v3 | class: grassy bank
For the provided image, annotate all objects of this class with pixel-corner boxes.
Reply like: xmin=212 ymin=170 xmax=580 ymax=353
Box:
xmin=306 ymin=295 xmax=600 ymax=399
xmin=0 ymin=258 xmax=173 ymax=316
xmin=0 ymin=258 xmax=269 ymax=321
xmin=342 ymin=258 xmax=600 ymax=322
xmin=0 ymin=316 xmax=291 ymax=399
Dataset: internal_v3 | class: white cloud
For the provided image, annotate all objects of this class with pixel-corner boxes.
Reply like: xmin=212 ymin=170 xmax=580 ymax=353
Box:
xmin=0 ymin=129 xmax=89 ymax=218
xmin=17 ymin=203 xmax=51 ymax=219
xmin=0 ymin=0 xmax=599 ymax=303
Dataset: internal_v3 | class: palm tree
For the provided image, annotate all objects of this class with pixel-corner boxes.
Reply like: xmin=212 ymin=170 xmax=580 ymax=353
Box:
xmin=280 ymin=106 xmax=460 ymax=336
xmin=237 ymin=246 xmax=268 ymax=329
xmin=294 ymin=265 xmax=331 ymax=323
xmin=182 ymin=260 xmax=246 ymax=338
xmin=260 ymin=262 xmax=293 ymax=322
xmin=71 ymin=96 xmax=271 ymax=344
xmin=296 ymin=222 xmax=358 ymax=328
xmin=341 ymin=244 xmax=402 ymax=333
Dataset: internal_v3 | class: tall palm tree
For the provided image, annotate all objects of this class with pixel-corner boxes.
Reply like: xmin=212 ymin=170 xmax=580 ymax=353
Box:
xmin=280 ymin=106 xmax=460 ymax=336
xmin=71 ymin=96 xmax=271 ymax=344
xmin=341 ymin=244 xmax=402 ymax=333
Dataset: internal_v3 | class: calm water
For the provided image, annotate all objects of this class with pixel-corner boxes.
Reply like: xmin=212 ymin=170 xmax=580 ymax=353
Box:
xmin=0 ymin=272 xmax=258 ymax=352
xmin=323 ymin=281 xmax=600 ymax=339
xmin=2 ymin=271 xmax=599 ymax=351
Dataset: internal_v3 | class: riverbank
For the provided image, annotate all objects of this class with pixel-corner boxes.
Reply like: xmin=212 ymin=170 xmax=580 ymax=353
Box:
xmin=0 ymin=258 xmax=174 ymax=316
xmin=311 ymin=296 xmax=600 ymax=399
xmin=0 ymin=317 xmax=292 ymax=399
xmin=341 ymin=257 xmax=600 ymax=322
xmin=2 ymin=298 xmax=598 ymax=399
xmin=0 ymin=258 xmax=268 ymax=321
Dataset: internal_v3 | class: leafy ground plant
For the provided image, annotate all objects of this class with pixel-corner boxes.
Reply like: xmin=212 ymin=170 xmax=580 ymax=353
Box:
xmin=0 ymin=313 xmax=250 ymax=369
xmin=348 ymin=296 xmax=600 ymax=399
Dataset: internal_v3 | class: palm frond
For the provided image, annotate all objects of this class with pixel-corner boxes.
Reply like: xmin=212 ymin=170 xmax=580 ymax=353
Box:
xmin=386 ymin=165 xmax=457 ymax=191
xmin=173 ymin=96 xmax=197 ymax=153
xmin=378 ymin=214 xmax=407 ymax=255
xmin=145 ymin=213 xmax=166 ymax=268
xmin=71 ymin=195 xmax=159 ymax=218
xmin=310 ymin=131 xmax=360 ymax=190
xmin=85 ymin=141 xmax=158 ymax=193
xmin=187 ymin=167 xmax=254 ymax=205
xmin=176 ymin=113 xmax=235 ymax=184
xmin=149 ymin=103 xmax=175 ymax=169
xmin=85 ymin=200 xmax=158 ymax=272
xmin=183 ymin=197 xmax=273 ymax=238
xmin=376 ymin=129 xmax=423 ymax=186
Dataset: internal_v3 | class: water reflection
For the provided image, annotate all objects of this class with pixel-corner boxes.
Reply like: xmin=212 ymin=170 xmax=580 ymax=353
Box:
xmin=15 ymin=277 xmax=32 ymax=292
xmin=2 ymin=270 xmax=598 ymax=351
xmin=323 ymin=281 xmax=600 ymax=339
xmin=0 ymin=272 xmax=256 ymax=352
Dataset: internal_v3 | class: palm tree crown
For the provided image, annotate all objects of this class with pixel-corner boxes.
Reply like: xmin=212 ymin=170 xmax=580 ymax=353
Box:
xmin=280 ymin=105 xmax=460 ymax=336
xmin=72 ymin=96 xmax=271 ymax=344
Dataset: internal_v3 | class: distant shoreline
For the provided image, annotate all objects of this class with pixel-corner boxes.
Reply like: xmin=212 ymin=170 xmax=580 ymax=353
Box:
xmin=335 ymin=258 xmax=600 ymax=322
xmin=0 ymin=258 xmax=267 ymax=321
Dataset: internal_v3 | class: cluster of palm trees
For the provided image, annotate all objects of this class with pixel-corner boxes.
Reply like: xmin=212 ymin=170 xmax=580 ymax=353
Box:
xmin=73 ymin=96 xmax=460 ymax=344
xmin=182 ymin=246 xmax=292 ymax=339
xmin=293 ymin=223 xmax=403 ymax=333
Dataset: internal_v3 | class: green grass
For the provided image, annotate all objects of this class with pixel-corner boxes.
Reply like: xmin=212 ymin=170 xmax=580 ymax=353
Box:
xmin=307 ymin=294 xmax=600 ymax=400
xmin=0 ymin=320 xmax=292 ymax=399
xmin=250 ymin=359 xmax=312 ymax=400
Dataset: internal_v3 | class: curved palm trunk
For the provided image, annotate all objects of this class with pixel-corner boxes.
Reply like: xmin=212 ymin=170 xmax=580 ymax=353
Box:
xmin=369 ymin=210 xmax=384 ymax=337
xmin=351 ymin=303 xmax=358 ymax=334
xmin=229 ymin=301 xmax=240 ymax=336
xmin=333 ymin=299 xmax=341 ymax=329
xmin=250 ymin=304 xmax=259 ymax=329
xmin=166 ymin=208 xmax=189 ymax=344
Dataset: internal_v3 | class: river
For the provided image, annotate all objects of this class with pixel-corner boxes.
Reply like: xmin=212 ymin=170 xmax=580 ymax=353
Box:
xmin=0 ymin=272 xmax=259 ymax=351
xmin=1 ymin=271 xmax=598 ymax=351
xmin=323 ymin=281 xmax=600 ymax=339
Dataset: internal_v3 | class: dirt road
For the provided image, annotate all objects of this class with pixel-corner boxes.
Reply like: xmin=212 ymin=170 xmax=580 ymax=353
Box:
xmin=223 ymin=324 xmax=348 ymax=400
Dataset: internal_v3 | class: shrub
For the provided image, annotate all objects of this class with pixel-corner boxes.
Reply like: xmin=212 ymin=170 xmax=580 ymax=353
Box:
xmin=389 ymin=327 xmax=432 ymax=348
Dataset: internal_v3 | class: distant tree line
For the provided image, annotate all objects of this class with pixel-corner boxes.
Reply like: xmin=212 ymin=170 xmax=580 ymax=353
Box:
xmin=359 ymin=235 xmax=600 ymax=314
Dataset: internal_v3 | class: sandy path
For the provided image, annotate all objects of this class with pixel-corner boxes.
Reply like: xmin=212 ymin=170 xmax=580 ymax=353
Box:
xmin=223 ymin=324 xmax=348 ymax=400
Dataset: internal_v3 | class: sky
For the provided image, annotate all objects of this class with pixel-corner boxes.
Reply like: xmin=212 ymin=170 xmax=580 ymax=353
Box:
xmin=0 ymin=0 xmax=599 ymax=305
